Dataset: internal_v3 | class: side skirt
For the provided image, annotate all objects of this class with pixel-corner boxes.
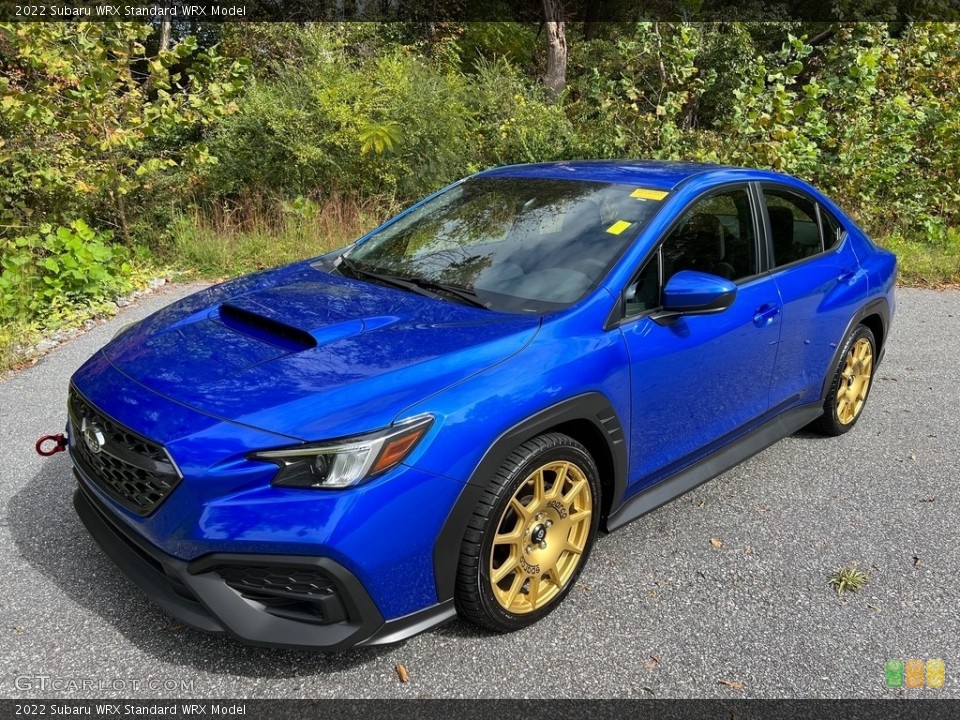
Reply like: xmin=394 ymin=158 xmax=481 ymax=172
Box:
xmin=606 ymin=402 xmax=823 ymax=531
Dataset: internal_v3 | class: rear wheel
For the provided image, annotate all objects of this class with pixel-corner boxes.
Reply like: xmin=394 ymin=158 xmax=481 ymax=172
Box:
xmin=455 ymin=433 xmax=600 ymax=632
xmin=814 ymin=324 xmax=876 ymax=436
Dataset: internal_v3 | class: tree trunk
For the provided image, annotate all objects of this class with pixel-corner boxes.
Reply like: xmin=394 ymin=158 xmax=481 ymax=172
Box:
xmin=159 ymin=14 xmax=171 ymax=52
xmin=542 ymin=0 xmax=567 ymax=102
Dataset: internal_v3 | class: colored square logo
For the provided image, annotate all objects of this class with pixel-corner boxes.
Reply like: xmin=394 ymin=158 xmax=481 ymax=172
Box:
xmin=886 ymin=658 xmax=945 ymax=688
xmin=905 ymin=659 xmax=925 ymax=688
xmin=885 ymin=659 xmax=904 ymax=687
xmin=927 ymin=660 xmax=945 ymax=688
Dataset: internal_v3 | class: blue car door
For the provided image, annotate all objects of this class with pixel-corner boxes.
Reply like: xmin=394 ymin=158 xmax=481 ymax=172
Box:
xmin=758 ymin=183 xmax=865 ymax=408
xmin=617 ymin=184 xmax=783 ymax=492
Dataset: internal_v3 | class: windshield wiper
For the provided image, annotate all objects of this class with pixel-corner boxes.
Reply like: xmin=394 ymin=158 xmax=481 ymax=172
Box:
xmin=337 ymin=255 xmax=490 ymax=310
xmin=336 ymin=255 xmax=446 ymax=302
xmin=404 ymin=277 xmax=490 ymax=309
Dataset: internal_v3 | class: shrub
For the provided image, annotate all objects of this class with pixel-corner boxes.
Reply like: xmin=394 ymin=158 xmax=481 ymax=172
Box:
xmin=469 ymin=57 xmax=576 ymax=168
xmin=0 ymin=220 xmax=133 ymax=323
xmin=200 ymin=39 xmax=473 ymax=203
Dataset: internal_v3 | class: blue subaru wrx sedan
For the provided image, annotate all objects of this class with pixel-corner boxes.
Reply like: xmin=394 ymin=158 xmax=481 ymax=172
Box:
xmin=67 ymin=161 xmax=896 ymax=650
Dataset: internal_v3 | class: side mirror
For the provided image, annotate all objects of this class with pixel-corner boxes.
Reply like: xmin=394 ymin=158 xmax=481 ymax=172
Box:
xmin=661 ymin=270 xmax=737 ymax=314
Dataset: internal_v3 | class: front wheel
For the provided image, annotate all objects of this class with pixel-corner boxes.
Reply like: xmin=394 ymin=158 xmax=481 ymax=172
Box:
xmin=455 ymin=433 xmax=601 ymax=633
xmin=814 ymin=323 xmax=876 ymax=436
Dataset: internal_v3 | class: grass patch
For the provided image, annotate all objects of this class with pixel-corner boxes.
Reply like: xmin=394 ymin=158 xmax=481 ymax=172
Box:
xmin=166 ymin=194 xmax=393 ymax=279
xmin=828 ymin=563 xmax=869 ymax=597
xmin=0 ymin=319 xmax=40 ymax=373
xmin=878 ymin=229 xmax=960 ymax=287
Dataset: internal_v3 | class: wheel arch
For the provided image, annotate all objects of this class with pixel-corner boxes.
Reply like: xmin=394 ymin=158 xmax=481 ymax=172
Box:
xmin=859 ymin=312 xmax=885 ymax=357
xmin=819 ymin=296 xmax=891 ymax=402
xmin=549 ymin=418 xmax=618 ymax=522
xmin=431 ymin=392 xmax=627 ymax=603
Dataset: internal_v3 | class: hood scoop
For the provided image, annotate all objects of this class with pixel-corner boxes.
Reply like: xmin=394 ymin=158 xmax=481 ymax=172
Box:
xmin=218 ymin=303 xmax=318 ymax=351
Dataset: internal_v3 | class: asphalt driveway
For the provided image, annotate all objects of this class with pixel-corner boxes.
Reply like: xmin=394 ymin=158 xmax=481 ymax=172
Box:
xmin=1 ymin=283 xmax=957 ymax=699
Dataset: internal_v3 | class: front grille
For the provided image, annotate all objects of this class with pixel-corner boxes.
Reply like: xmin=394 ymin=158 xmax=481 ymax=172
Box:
xmin=69 ymin=388 xmax=181 ymax=516
xmin=213 ymin=564 xmax=347 ymax=625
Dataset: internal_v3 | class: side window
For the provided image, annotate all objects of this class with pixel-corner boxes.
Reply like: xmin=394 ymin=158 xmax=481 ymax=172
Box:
xmin=762 ymin=187 xmax=823 ymax=267
xmin=624 ymin=252 xmax=660 ymax=317
xmin=661 ymin=187 xmax=758 ymax=283
xmin=819 ymin=206 xmax=844 ymax=249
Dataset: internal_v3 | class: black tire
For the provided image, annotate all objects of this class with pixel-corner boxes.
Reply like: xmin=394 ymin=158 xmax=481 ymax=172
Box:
xmin=455 ymin=432 xmax=601 ymax=633
xmin=813 ymin=324 xmax=877 ymax=436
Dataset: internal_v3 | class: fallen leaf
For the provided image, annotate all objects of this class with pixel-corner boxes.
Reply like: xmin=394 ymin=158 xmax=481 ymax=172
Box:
xmin=920 ymin=497 xmax=936 ymax=503
xmin=710 ymin=537 xmax=724 ymax=549
xmin=744 ymin=545 xmax=754 ymax=554
xmin=643 ymin=654 xmax=660 ymax=669
xmin=718 ymin=679 xmax=745 ymax=691
xmin=866 ymin=603 xmax=882 ymax=612
xmin=166 ymin=623 xmax=185 ymax=632
xmin=756 ymin=505 xmax=770 ymax=515
xmin=912 ymin=555 xmax=921 ymax=567
xmin=395 ymin=664 xmax=410 ymax=683
xmin=639 ymin=686 xmax=656 ymax=696
xmin=908 ymin=453 xmax=916 ymax=461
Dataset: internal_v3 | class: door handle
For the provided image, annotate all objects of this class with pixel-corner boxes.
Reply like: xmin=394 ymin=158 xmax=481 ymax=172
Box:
xmin=753 ymin=304 xmax=780 ymax=327
xmin=838 ymin=269 xmax=856 ymax=284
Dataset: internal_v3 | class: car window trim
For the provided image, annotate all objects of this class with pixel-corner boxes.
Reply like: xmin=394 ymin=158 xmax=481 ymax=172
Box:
xmin=816 ymin=202 xmax=847 ymax=251
xmin=607 ymin=181 xmax=764 ymax=330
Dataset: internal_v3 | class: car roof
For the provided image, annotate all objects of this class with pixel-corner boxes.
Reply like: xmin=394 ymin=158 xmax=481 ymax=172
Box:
xmin=475 ymin=160 xmax=736 ymax=190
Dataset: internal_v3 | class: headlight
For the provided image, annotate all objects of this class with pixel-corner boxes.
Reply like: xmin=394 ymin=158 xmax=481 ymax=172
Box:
xmin=250 ymin=415 xmax=433 ymax=489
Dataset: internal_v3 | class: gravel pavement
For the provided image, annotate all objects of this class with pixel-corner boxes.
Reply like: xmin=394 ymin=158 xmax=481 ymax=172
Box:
xmin=1 ymin=284 xmax=957 ymax=699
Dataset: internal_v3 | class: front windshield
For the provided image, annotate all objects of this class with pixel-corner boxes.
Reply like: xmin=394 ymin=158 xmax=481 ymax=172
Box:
xmin=346 ymin=177 xmax=665 ymax=313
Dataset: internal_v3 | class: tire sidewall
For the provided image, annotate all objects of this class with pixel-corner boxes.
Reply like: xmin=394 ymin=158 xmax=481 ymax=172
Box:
xmin=475 ymin=440 xmax=601 ymax=631
xmin=824 ymin=324 xmax=877 ymax=433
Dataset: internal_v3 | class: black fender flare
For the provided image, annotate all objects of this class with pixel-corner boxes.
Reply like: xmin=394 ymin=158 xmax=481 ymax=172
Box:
xmin=818 ymin=296 xmax=891 ymax=402
xmin=431 ymin=392 xmax=627 ymax=602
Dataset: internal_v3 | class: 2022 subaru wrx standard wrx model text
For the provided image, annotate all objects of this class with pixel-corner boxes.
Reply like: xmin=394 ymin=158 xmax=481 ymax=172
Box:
xmin=65 ymin=161 xmax=896 ymax=650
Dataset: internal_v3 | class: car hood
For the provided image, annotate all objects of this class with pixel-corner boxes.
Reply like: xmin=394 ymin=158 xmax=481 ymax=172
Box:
xmin=103 ymin=263 xmax=540 ymax=441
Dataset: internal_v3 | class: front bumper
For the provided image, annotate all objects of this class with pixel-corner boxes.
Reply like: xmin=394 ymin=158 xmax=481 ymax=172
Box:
xmin=74 ymin=476 xmax=455 ymax=650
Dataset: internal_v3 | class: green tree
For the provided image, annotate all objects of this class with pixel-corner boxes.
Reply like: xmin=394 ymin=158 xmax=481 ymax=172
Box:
xmin=0 ymin=22 xmax=248 ymax=243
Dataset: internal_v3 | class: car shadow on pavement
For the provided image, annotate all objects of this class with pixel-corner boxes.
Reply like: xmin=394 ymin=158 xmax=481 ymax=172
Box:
xmin=8 ymin=457 xmax=460 ymax=677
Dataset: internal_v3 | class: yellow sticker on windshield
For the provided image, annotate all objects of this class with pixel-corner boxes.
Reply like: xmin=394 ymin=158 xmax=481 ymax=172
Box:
xmin=630 ymin=188 xmax=669 ymax=201
xmin=606 ymin=220 xmax=632 ymax=235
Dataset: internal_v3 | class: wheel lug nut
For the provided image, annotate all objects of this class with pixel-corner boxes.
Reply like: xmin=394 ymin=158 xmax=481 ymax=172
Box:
xmin=525 ymin=545 xmax=532 ymax=553
xmin=539 ymin=541 xmax=547 ymax=549
xmin=546 ymin=520 xmax=553 ymax=528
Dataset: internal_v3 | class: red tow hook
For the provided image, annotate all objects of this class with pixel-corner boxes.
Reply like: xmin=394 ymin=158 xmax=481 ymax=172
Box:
xmin=36 ymin=433 xmax=68 ymax=457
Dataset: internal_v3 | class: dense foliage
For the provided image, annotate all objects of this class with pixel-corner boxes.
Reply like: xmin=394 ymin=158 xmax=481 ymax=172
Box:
xmin=0 ymin=21 xmax=958 ymax=354
xmin=0 ymin=22 xmax=247 ymax=325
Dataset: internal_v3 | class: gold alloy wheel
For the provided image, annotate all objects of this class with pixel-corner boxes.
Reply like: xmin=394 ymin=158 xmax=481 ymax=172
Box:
xmin=836 ymin=337 xmax=874 ymax=425
xmin=489 ymin=460 xmax=593 ymax=614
